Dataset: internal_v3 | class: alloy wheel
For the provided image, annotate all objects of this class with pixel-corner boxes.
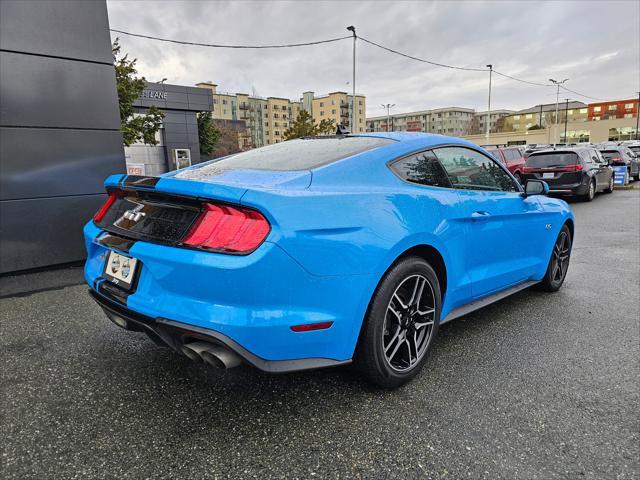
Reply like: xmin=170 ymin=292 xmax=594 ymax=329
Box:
xmin=551 ymin=231 xmax=570 ymax=284
xmin=382 ymin=274 xmax=436 ymax=372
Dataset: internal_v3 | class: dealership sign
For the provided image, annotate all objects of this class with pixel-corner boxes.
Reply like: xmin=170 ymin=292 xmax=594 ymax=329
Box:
xmin=141 ymin=90 xmax=167 ymax=100
xmin=613 ymin=165 xmax=629 ymax=186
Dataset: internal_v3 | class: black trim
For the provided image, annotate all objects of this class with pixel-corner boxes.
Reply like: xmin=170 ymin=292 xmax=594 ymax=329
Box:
xmin=88 ymin=289 xmax=351 ymax=373
xmin=122 ymin=175 xmax=160 ymax=188
xmin=97 ymin=280 xmax=130 ymax=305
xmin=97 ymin=233 xmax=136 ymax=254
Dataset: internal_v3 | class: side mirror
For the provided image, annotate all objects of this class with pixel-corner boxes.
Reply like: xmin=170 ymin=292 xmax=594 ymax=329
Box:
xmin=525 ymin=179 xmax=549 ymax=196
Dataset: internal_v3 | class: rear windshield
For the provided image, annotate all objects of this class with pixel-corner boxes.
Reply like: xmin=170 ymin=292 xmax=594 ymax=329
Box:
xmin=600 ymin=150 xmax=621 ymax=160
xmin=526 ymin=152 xmax=579 ymax=168
xmin=175 ymin=137 xmax=394 ymax=177
xmin=628 ymin=146 xmax=640 ymax=153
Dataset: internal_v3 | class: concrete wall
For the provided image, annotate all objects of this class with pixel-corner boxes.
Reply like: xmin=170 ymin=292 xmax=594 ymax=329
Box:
xmin=0 ymin=0 xmax=125 ymax=273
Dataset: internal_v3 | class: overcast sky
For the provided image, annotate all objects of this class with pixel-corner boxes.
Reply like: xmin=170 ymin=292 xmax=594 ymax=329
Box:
xmin=107 ymin=0 xmax=639 ymax=117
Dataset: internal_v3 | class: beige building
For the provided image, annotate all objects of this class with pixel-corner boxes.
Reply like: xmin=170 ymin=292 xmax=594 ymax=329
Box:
xmin=500 ymin=101 xmax=589 ymax=133
xmin=304 ymin=91 xmax=366 ymax=133
xmin=463 ymin=116 xmax=639 ymax=146
xmin=196 ymin=82 xmax=303 ymax=148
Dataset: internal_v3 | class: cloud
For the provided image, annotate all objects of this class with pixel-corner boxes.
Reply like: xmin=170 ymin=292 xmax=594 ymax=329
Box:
xmin=107 ymin=0 xmax=640 ymax=116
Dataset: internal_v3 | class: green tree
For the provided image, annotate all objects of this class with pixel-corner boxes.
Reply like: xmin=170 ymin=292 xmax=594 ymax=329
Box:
xmin=283 ymin=110 xmax=317 ymax=140
xmin=197 ymin=112 xmax=220 ymax=156
xmin=113 ymin=39 xmax=164 ymax=146
xmin=284 ymin=111 xmax=338 ymax=140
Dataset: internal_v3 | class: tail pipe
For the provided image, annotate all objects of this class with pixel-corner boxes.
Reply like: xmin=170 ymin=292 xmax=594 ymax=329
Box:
xmin=182 ymin=341 xmax=242 ymax=369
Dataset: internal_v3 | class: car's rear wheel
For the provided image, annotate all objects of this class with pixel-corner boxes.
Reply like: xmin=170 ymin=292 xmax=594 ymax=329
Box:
xmin=604 ymin=174 xmax=614 ymax=193
xmin=539 ymin=224 xmax=572 ymax=292
xmin=581 ymin=179 xmax=595 ymax=201
xmin=355 ymin=256 xmax=441 ymax=388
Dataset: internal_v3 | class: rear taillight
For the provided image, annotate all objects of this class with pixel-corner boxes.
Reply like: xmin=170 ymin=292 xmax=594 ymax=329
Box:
xmin=182 ymin=203 xmax=270 ymax=254
xmin=93 ymin=191 xmax=120 ymax=222
xmin=523 ymin=164 xmax=583 ymax=173
xmin=610 ymin=157 xmax=623 ymax=162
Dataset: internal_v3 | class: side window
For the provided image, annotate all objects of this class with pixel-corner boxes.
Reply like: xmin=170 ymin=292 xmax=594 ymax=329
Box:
xmin=434 ymin=147 xmax=518 ymax=192
xmin=590 ymin=150 xmax=603 ymax=164
xmin=390 ymin=150 xmax=452 ymax=188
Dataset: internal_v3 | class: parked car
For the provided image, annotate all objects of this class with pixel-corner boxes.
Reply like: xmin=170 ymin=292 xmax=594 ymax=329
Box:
xmin=522 ymin=147 xmax=614 ymax=201
xmin=85 ymin=133 xmax=574 ymax=388
xmin=485 ymin=146 xmax=527 ymax=183
xmin=621 ymin=141 xmax=640 ymax=157
xmin=598 ymin=146 xmax=640 ymax=181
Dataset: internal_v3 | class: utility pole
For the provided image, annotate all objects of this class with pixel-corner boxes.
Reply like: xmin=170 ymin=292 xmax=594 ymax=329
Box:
xmin=486 ymin=64 xmax=493 ymax=142
xmin=563 ymin=98 xmax=569 ymax=144
xmin=549 ymin=78 xmax=569 ymax=145
xmin=539 ymin=104 xmax=544 ymax=128
xmin=381 ymin=103 xmax=395 ymax=132
xmin=346 ymin=26 xmax=356 ymax=133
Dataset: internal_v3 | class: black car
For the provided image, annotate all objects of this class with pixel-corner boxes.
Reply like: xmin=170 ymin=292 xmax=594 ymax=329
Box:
xmin=522 ymin=147 xmax=614 ymax=201
xmin=597 ymin=146 xmax=640 ymax=181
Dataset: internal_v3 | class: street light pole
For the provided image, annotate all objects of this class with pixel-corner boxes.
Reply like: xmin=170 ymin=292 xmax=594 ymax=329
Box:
xmin=486 ymin=64 xmax=493 ymax=143
xmin=381 ymin=103 xmax=395 ymax=132
xmin=564 ymin=98 xmax=569 ymax=144
xmin=347 ymin=26 xmax=356 ymax=133
xmin=636 ymin=91 xmax=640 ymax=140
xmin=549 ymin=78 xmax=569 ymax=145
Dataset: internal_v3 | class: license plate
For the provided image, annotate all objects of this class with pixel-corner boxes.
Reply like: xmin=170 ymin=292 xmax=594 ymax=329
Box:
xmin=542 ymin=172 xmax=555 ymax=179
xmin=102 ymin=251 xmax=139 ymax=291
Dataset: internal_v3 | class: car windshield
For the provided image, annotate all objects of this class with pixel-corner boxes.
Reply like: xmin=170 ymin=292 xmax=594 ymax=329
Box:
xmin=526 ymin=152 xmax=579 ymax=168
xmin=175 ymin=137 xmax=394 ymax=177
xmin=628 ymin=146 xmax=640 ymax=154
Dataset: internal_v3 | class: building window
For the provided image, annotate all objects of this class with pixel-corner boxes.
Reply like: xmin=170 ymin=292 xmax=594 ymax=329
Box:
xmin=593 ymin=106 xmax=601 ymax=112
xmin=223 ymin=109 xmax=227 ymax=114
xmin=275 ymin=131 xmax=280 ymax=136
xmin=608 ymin=105 xmax=617 ymax=111
xmin=624 ymin=113 xmax=633 ymax=118
xmin=624 ymin=103 xmax=634 ymax=109
xmin=579 ymin=108 xmax=587 ymax=114
xmin=359 ymin=100 xmax=363 ymax=105
xmin=319 ymin=102 xmax=324 ymax=107
xmin=320 ymin=111 xmax=324 ymax=116
xmin=331 ymin=100 xmax=335 ymax=105
xmin=593 ymin=116 xmax=601 ymax=121
xmin=525 ymin=114 xmax=532 ymax=119
xmin=332 ymin=109 xmax=336 ymax=114
xmin=513 ymin=115 xmax=520 ymax=120
xmin=222 ymin=99 xmax=228 ymax=105
xmin=609 ymin=126 xmax=638 ymax=141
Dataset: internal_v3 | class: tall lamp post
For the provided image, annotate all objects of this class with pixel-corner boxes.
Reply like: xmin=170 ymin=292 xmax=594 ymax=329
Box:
xmin=549 ymin=78 xmax=569 ymax=144
xmin=346 ymin=26 xmax=356 ymax=132
xmin=563 ymin=98 xmax=570 ymax=144
xmin=486 ymin=64 xmax=493 ymax=143
xmin=636 ymin=91 xmax=640 ymax=140
xmin=381 ymin=103 xmax=395 ymax=132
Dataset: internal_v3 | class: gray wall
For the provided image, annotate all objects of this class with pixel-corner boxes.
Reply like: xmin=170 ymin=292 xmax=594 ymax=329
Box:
xmin=133 ymin=83 xmax=214 ymax=168
xmin=0 ymin=0 xmax=125 ymax=273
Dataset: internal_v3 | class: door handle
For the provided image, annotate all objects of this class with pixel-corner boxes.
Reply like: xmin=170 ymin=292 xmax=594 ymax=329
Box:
xmin=471 ymin=211 xmax=491 ymax=219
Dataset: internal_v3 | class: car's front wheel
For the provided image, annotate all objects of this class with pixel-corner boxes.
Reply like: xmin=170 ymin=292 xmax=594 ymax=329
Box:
xmin=355 ymin=256 xmax=441 ymax=388
xmin=539 ymin=224 xmax=572 ymax=292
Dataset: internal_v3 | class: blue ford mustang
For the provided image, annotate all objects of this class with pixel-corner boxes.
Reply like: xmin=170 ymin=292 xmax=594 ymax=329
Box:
xmin=85 ymin=133 xmax=574 ymax=387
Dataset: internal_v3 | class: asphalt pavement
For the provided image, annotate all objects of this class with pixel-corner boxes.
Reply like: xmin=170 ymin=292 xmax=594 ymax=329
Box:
xmin=1 ymin=186 xmax=638 ymax=479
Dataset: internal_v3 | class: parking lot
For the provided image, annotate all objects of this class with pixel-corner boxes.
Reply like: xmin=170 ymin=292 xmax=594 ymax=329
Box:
xmin=2 ymin=186 xmax=638 ymax=479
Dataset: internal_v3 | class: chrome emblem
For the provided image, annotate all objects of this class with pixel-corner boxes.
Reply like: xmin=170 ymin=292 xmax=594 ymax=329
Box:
xmin=122 ymin=205 xmax=146 ymax=222
xmin=545 ymin=224 xmax=552 ymax=230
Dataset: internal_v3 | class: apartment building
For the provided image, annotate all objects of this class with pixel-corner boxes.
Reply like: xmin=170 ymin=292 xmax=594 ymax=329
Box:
xmin=367 ymin=107 xmax=475 ymax=137
xmin=304 ymin=91 xmax=367 ymax=133
xmin=470 ymin=110 xmax=515 ymax=135
xmin=196 ymin=82 xmax=303 ymax=148
xmin=500 ymin=101 xmax=588 ymax=133
xmin=588 ymin=98 xmax=638 ymax=121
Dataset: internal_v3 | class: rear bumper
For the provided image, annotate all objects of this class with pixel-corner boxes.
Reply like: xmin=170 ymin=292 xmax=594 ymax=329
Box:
xmin=84 ymin=221 xmax=376 ymax=366
xmin=89 ymin=288 xmax=350 ymax=373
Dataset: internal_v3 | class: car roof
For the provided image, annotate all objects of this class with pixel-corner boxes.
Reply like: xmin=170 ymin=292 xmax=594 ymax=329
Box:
xmin=528 ymin=147 xmax=593 ymax=156
xmin=349 ymin=132 xmax=483 ymax=151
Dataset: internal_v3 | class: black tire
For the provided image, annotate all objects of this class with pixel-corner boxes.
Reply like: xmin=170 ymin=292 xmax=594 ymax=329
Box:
xmin=604 ymin=174 xmax=614 ymax=193
xmin=514 ymin=172 xmax=523 ymax=185
xmin=581 ymin=179 xmax=595 ymax=202
xmin=538 ymin=224 xmax=572 ymax=292
xmin=355 ymin=256 xmax=441 ymax=388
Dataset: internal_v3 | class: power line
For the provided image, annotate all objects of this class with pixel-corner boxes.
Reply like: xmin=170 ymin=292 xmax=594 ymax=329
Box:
xmin=558 ymin=85 xmax=607 ymax=101
xmin=110 ymin=28 xmax=351 ymax=49
xmin=492 ymin=70 xmax=552 ymax=88
xmin=358 ymin=35 xmax=486 ymax=72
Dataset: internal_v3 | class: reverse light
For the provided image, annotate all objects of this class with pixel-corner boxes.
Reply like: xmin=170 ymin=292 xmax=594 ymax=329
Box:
xmin=93 ymin=191 xmax=119 ymax=222
xmin=182 ymin=203 xmax=270 ymax=254
xmin=290 ymin=321 xmax=334 ymax=332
